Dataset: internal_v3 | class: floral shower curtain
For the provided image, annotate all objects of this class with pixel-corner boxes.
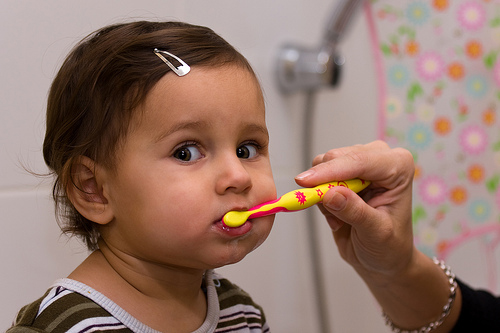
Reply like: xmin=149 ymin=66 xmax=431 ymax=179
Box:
xmin=367 ymin=0 xmax=500 ymax=290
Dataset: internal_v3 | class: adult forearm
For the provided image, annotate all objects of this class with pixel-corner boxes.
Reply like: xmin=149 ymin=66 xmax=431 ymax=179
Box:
xmin=358 ymin=250 xmax=462 ymax=333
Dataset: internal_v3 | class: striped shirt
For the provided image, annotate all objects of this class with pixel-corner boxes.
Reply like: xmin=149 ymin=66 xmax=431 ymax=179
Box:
xmin=7 ymin=270 xmax=270 ymax=333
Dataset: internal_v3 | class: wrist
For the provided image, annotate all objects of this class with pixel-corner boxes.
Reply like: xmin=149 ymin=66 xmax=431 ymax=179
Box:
xmin=355 ymin=250 xmax=460 ymax=331
xmin=382 ymin=258 xmax=458 ymax=333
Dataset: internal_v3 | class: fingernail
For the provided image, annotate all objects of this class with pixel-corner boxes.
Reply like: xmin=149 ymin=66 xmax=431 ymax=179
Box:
xmin=295 ymin=169 xmax=315 ymax=180
xmin=325 ymin=192 xmax=346 ymax=211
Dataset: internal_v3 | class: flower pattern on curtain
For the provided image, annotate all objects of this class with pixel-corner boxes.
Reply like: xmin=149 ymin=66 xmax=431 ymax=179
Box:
xmin=368 ymin=0 xmax=500 ymax=290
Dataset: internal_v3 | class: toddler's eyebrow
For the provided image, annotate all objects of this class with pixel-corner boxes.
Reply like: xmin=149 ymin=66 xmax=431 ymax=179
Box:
xmin=154 ymin=120 xmax=205 ymax=143
xmin=242 ymin=123 xmax=269 ymax=138
xmin=153 ymin=121 xmax=269 ymax=143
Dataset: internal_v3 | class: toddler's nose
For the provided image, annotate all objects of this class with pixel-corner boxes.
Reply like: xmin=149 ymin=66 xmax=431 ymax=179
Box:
xmin=215 ymin=155 xmax=252 ymax=195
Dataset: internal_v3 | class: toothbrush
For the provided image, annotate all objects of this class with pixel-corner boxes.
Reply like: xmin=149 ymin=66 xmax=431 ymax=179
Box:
xmin=222 ymin=178 xmax=370 ymax=228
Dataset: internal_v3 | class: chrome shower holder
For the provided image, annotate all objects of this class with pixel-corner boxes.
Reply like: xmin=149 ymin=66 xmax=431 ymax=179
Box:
xmin=276 ymin=44 xmax=345 ymax=93
xmin=275 ymin=0 xmax=364 ymax=94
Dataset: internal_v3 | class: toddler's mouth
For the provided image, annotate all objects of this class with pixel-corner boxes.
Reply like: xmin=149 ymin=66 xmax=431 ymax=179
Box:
xmin=213 ymin=214 xmax=252 ymax=237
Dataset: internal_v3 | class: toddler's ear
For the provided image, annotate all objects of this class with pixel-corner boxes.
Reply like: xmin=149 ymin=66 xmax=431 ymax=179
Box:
xmin=67 ymin=156 xmax=114 ymax=225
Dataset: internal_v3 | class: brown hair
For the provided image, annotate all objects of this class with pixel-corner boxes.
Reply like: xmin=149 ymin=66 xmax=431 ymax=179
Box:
xmin=43 ymin=21 xmax=256 ymax=250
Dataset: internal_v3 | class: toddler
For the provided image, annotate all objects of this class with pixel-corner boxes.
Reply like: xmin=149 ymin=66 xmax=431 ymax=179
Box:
xmin=8 ymin=20 xmax=277 ymax=333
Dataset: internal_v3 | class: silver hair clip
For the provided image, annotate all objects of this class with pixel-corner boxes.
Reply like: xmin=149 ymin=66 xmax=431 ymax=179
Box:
xmin=153 ymin=48 xmax=190 ymax=76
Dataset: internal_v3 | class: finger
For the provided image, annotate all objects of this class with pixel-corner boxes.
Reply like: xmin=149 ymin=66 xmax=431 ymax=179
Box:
xmin=311 ymin=153 xmax=325 ymax=167
xmin=323 ymin=213 xmax=346 ymax=232
xmin=296 ymin=145 xmax=414 ymax=190
xmin=319 ymin=141 xmax=389 ymax=164
xmin=320 ymin=186 xmax=380 ymax=264
xmin=295 ymin=142 xmax=384 ymax=186
xmin=316 ymin=193 xmax=347 ymax=232
xmin=321 ymin=186 xmax=380 ymax=233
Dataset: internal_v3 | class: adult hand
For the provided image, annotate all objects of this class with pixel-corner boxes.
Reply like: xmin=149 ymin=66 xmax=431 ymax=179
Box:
xmin=295 ymin=140 xmax=415 ymax=279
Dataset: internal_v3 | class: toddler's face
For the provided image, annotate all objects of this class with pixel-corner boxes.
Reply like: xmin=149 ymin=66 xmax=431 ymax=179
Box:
xmin=99 ymin=65 xmax=276 ymax=270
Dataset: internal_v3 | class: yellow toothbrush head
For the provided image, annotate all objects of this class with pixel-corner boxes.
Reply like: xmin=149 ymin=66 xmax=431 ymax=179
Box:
xmin=222 ymin=211 xmax=251 ymax=228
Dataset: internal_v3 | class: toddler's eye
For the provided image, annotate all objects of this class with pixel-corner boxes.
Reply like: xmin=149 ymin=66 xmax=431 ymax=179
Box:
xmin=173 ymin=145 xmax=203 ymax=162
xmin=236 ymin=143 xmax=258 ymax=159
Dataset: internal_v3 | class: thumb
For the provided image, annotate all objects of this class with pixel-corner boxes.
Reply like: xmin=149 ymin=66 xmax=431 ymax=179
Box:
xmin=322 ymin=186 xmax=374 ymax=228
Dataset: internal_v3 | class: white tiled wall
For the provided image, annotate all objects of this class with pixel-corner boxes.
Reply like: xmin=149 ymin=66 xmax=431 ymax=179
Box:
xmin=1 ymin=1 xmax=386 ymax=332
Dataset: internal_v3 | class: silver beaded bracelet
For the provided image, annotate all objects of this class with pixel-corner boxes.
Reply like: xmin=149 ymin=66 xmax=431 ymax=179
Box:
xmin=382 ymin=257 xmax=458 ymax=333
